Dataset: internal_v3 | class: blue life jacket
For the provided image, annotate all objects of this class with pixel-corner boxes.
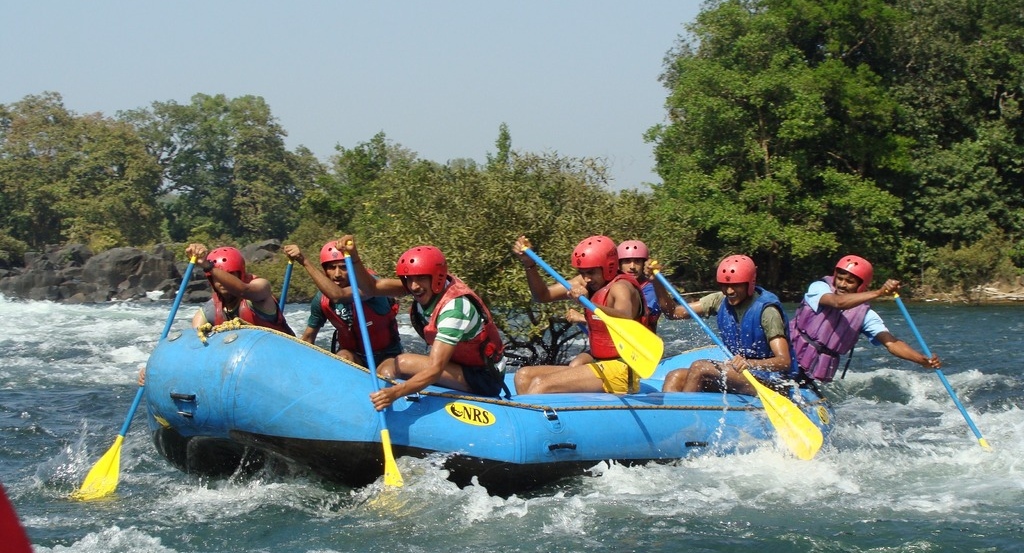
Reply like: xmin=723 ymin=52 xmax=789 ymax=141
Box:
xmin=717 ymin=286 xmax=798 ymax=377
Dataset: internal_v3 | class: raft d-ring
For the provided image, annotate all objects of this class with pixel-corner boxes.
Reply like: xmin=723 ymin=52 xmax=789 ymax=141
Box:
xmin=223 ymin=333 xmax=238 ymax=344
xmin=167 ymin=330 xmax=182 ymax=341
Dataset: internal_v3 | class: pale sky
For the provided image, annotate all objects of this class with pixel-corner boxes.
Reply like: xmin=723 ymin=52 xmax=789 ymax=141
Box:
xmin=2 ymin=1 xmax=700 ymax=190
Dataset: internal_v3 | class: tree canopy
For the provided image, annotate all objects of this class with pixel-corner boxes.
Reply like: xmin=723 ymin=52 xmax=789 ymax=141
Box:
xmin=118 ymin=93 xmax=313 ymax=244
xmin=646 ymin=0 xmax=1023 ymax=290
xmin=0 ymin=92 xmax=163 ymax=251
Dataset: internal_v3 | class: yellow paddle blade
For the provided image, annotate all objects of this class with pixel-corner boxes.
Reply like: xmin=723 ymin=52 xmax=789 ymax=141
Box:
xmin=594 ymin=307 xmax=663 ymax=378
xmin=71 ymin=435 xmax=124 ymax=501
xmin=379 ymin=429 xmax=404 ymax=488
xmin=742 ymin=371 xmax=823 ymax=460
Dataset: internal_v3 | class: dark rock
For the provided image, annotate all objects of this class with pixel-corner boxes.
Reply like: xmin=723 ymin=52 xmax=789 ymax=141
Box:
xmin=60 ymin=281 xmax=99 ymax=302
xmin=0 ymin=241 xmax=273 ymax=304
xmin=77 ymin=247 xmax=181 ymax=301
xmin=23 ymin=251 xmax=43 ymax=267
xmin=82 ymin=248 xmax=148 ymax=289
xmin=62 ymin=266 xmax=84 ymax=280
xmin=29 ymin=285 xmax=61 ymax=302
xmin=64 ymin=292 xmax=89 ymax=304
xmin=152 ymin=278 xmax=182 ymax=299
xmin=184 ymin=280 xmax=212 ymax=303
xmin=0 ymin=269 xmax=62 ymax=300
xmin=241 ymin=240 xmax=281 ymax=264
xmin=56 ymin=244 xmax=93 ymax=267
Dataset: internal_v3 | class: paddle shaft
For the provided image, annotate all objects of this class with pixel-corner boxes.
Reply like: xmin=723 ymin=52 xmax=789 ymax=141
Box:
xmin=160 ymin=257 xmax=197 ymax=340
xmin=652 ymin=271 xmax=732 ymax=358
xmin=893 ymin=294 xmax=990 ymax=449
xmin=521 ymin=246 xmax=664 ymax=378
xmin=278 ymin=261 xmax=293 ymax=312
xmin=344 ymin=252 xmax=403 ymax=486
xmin=73 ymin=258 xmax=196 ymax=500
xmin=344 ymin=255 xmax=381 ymax=393
xmin=522 ymin=248 xmax=601 ymax=313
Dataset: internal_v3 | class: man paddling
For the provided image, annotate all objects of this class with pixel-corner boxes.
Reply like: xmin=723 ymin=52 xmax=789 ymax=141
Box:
xmin=653 ymin=255 xmax=795 ymax=395
xmin=790 ymin=255 xmax=941 ymax=384
xmin=187 ymin=243 xmax=294 ymax=335
xmin=338 ymin=235 xmax=506 ymax=410
xmin=511 ymin=235 xmax=646 ymax=395
xmin=564 ymin=239 xmax=662 ymax=334
xmin=617 ymin=240 xmax=662 ymax=333
xmin=283 ymin=241 xmax=402 ymax=366
xmin=137 ymin=244 xmax=294 ymax=387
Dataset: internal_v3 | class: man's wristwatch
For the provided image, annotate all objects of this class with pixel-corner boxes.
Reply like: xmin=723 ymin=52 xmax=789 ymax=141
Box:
xmin=199 ymin=259 xmax=214 ymax=276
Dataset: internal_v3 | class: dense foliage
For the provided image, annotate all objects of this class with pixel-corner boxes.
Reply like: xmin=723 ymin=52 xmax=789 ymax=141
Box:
xmin=646 ymin=0 xmax=1024 ymax=292
xmin=1 ymin=0 xmax=1021 ymax=359
xmin=0 ymin=92 xmax=163 ymax=252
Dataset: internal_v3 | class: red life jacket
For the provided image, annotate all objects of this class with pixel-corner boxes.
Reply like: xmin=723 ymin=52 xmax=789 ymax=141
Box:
xmin=0 ymin=484 xmax=31 ymax=553
xmin=320 ymin=294 xmax=401 ymax=354
xmin=584 ymin=273 xmax=644 ymax=360
xmin=208 ymin=293 xmax=294 ymax=335
xmin=410 ymin=276 xmax=504 ymax=367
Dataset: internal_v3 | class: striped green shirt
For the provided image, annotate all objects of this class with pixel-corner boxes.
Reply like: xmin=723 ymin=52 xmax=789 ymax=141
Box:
xmin=416 ymin=295 xmax=484 ymax=347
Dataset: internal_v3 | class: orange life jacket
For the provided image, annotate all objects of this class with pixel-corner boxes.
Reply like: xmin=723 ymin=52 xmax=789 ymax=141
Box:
xmin=410 ymin=276 xmax=504 ymax=368
xmin=207 ymin=293 xmax=294 ymax=335
xmin=584 ymin=273 xmax=644 ymax=360
xmin=320 ymin=293 xmax=401 ymax=355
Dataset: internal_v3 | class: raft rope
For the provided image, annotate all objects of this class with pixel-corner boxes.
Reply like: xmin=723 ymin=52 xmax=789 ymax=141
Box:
xmin=195 ymin=324 xmax=830 ymax=414
xmin=196 ymin=318 xmax=248 ymax=343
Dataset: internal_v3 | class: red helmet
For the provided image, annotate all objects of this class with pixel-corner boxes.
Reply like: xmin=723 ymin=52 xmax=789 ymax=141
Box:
xmin=617 ymin=240 xmax=649 ymax=261
xmin=572 ymin=235 xmax=618 ymax=281
xmin=717 ymin=255 xmax=756 ymax=295
xmin=320 ymin=241 xmax=344 ymax=266
xmin=396 ymin=245 xmax=448 ymax=294
xmin=207 ymin=247 xmax=251 ymax=283
xmin=835 ymin=255 xmax=873 ymax=292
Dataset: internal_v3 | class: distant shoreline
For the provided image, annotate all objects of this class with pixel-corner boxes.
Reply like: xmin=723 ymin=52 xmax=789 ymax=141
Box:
xmin=917 ymin=281 xmax=1024 ymax=304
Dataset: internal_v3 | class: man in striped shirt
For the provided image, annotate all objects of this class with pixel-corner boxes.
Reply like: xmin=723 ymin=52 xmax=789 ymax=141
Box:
xmin=340 ymin=235 xmax=506 ymax=411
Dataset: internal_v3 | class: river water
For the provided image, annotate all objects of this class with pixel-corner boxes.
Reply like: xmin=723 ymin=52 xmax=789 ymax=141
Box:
xmin=0 ymin=295 xmax=1021 ymax=552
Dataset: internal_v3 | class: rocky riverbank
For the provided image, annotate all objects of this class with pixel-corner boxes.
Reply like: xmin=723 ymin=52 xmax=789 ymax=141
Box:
xmin=0 ymin=241 xmax=284 ymax=304
xmin=920 ymin=281 xmax=1024 ymax=303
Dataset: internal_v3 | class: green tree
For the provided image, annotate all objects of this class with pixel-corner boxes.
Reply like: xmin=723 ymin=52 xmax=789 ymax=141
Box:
xmin=647 ymin=0 xmax=927 ymax=291
xmin=60 ymin=113 xmax=164 ymax=249
xmin=927 ymin=228 xmax=1021 ymax=300
xmin=293 ymin=132 xmax=412 ymax=238
xmin=342 ymin=126 xmax=621 ymax=364
xmin=120 ymin=93 xmax=310 ymax=243
xmin=889 ymin=0 xmax=1024 ymax=253
xmin=486 ymin=122 xmax=512 ymax=171
xmin=0 ymin=92 xmax=162 ymax=250
xmin=0 ymin=92 xmax=73 ymax=247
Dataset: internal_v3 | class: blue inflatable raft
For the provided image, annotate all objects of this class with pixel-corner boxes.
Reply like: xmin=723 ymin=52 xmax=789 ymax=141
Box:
xmin=143 ymin=325 xmax=835 ymax=495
